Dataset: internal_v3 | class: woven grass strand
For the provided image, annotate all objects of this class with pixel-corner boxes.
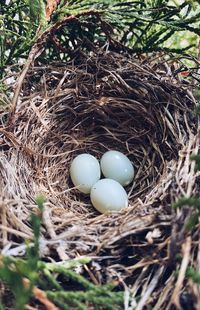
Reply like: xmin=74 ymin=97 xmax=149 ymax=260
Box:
xmin=0 ymin=48 xmax=199 ymax=309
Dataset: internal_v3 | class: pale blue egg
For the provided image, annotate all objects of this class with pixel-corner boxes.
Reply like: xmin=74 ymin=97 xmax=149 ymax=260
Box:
xmin=70 ymin=154 xmax=101 ymax=194
xmin=90 ymin=179 xmax=128 ymax=213
xmin=100 ymin=150 xmax=134 ymax=186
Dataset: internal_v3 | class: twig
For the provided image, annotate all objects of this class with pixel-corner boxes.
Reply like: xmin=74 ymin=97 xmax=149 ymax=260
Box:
xmin=9 ymin=11 xmax=102 ymax=119
xmin=0 ymin=200 xmax=8 ymax=246
xmin=32 ymin=286 xmax=60 ymax=310
xmin=0 ymin=225 xmax=33 ymax=240
xmin=23 ymin=278 xmax=60 ymax=310
xmin=168 ymin=236 xmax=192 ymax=309
xmin=135 ymin=266 xmax=165 ymax=310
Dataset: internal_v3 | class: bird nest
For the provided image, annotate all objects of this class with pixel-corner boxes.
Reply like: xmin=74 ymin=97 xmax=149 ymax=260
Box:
xmin=1 ymin=47 xmax=200 ymax=308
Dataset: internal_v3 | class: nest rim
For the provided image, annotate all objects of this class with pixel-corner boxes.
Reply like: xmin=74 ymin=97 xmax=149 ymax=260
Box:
xmin=0 ymin=47 xmax=199 ymax=309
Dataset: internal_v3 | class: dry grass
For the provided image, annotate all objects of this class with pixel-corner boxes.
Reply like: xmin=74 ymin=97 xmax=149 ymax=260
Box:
xmin=0 ymin=45 xmax=200 ymax=309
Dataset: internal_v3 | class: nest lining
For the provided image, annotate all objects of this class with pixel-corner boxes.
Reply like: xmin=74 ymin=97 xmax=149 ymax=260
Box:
xmin=0 ymin=48 xmax=199 ymax=307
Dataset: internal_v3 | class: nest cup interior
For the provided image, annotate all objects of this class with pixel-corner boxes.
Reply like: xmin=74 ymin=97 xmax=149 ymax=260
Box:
xmin=20 ymin=51 xmax=194 ymax=220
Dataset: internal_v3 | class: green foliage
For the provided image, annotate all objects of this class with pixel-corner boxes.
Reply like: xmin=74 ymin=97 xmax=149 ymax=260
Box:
xmin=173 ymin=196 xmax=200 ymax=211
xmin=173 ymin=193 xmax=200 ymax=231
xmin=0 ymin=0 xmax=33 ymax=76
xmin=47 ymin=290 xmax=123 ymax=310
xmin=54 ymin=0 xmax=200 ymax=55
xmin=172 ymin=153 xmax=200 ymax=287
xmin=190 ymin=154 xmax=200 ymax=171
xmin=0 ymin=302 xmax=4 ymax=310
xmin=0 ymin=194 xmax=123 ymax=309
xmin=0 ymin=194 xmax=44 ymax=310
xmin=37 ymin=259 xmax=123 ymax=309
xmin=186 ymin=266 xmax=200 ymax=284
xmin=29 ymin=0 xmax=47 ymax=26
xmin=172 ymin=154 xmax=200 ymax=231
xmin=0 ymin=256 xmax=32 ymax=310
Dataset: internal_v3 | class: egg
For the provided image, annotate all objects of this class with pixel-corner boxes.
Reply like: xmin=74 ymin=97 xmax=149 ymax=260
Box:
xmin=100 ymin=150 xmax=134 ymax=186
xmin=70 ymin=154 xmax=101 ymax=194
xmin=90 ymin=178 xmax=128 ymax=213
